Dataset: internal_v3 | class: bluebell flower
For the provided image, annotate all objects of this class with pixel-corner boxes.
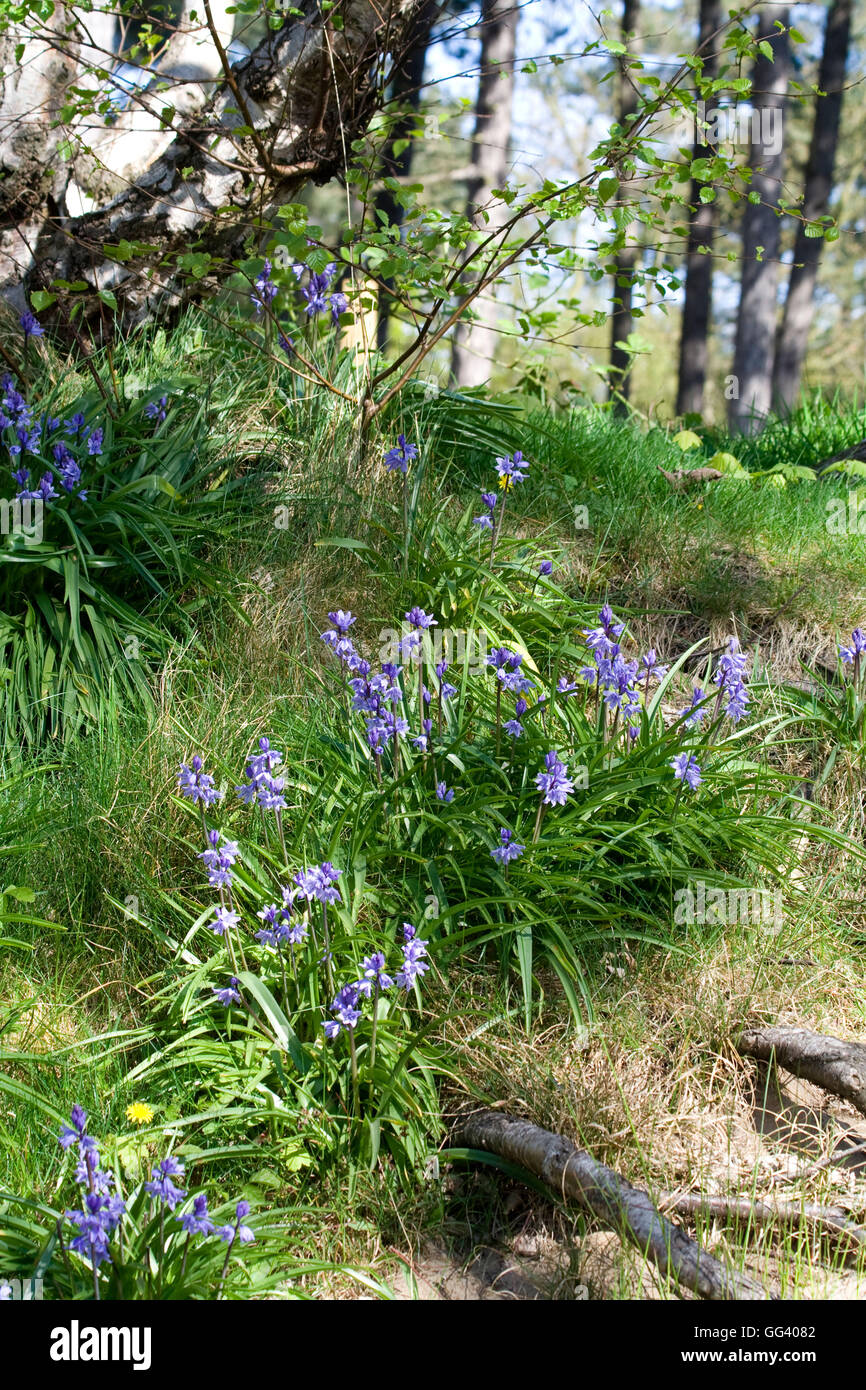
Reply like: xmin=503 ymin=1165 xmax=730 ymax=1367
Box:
xmin=839 ymin=628 xmax=866 ymax=666
xmin=178 ymin=755 xmax=223 ymax=807
xmin=671 ymin=752 xmax=702 ymax=791
xmin=294 ymin=862 xmax=342 ymax=905
xmin=435 ymin=781 xmax=454 ymax=801
xmin=177 ymin=1193 xmax=214 ymax=1237
xmin=495 ymin=451 xmax=528 ymax=487
xmin=323 ymin=983 xmax=362 ymax=1038
xmin=210 ymin=905 xmax=240 ymax=937
xmin=535 ymin=750 xmax=574 ymax=806
xmin=395 ymin=925 xmax=429 ymax=989
xmin=212 ymin=978 xmax=242 ymax=1006
xmin=20 ymin=309 xmax=43 ymax=344
xmin=217 ymin=1200 xmax=255 ymax=1245
xmin=145 ymin=1157 xmax=187 ymax=1210
xmin=144 ymin=395 xmax=169 ymax=422
xmin=491 ymin=827 xmax=525 ymax=865
xmin=356 ymin=952 xmax=393 ymax=997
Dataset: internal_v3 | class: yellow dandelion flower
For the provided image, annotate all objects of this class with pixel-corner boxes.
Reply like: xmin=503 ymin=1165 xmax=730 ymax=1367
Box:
xmin=126 ymin=1101 xmax=154 ymax=1126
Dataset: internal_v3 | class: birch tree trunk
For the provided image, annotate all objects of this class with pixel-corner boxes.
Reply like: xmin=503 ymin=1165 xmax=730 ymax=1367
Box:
xmin=772 ymin=0 xmax=852 ymax=412
xmin=0 ymin=1 xmax=423 ymax=335
xmin=449 ymin=0 xmax=518 ymax=390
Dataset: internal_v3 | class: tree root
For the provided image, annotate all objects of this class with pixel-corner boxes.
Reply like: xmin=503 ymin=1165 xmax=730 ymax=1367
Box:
xmin=737 ymin=1025 xmax=866 ymax=1117
xmin=454 ymin=1109 xmax=772 ymax=1300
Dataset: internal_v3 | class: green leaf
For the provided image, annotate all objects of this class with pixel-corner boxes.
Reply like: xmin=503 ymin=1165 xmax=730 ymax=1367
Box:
xmin=236 ymin=973 xmax=310 ymax=1074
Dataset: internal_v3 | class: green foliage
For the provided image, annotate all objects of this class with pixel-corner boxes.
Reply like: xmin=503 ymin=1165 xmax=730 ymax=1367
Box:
xmin=0 ymin=376 xmax=253 ymax=748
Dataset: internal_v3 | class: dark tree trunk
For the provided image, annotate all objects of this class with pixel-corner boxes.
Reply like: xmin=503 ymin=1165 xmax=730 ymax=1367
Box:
xmin=449 ymin=0 xmax=518 ymax=389
xmin=728 ymin=9 xmax=790 ymax=434
xmin=772 ymin=0 xmax=852 ymax=412
xmin=607 ymin=0 xmax=641 ymax=413
xmin=675 ymin=0 xmax=721 ymax=419
xmin=373 ymin=0 xmax=438 ymax=353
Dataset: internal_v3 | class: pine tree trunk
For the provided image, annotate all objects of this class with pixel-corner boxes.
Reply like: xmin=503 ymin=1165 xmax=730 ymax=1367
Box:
xmin=728 ymin=9 xmax=790 ymax=434
xmin=449 ymin=0 xmax=518 ymax=390
xmin=675 ymin=0 xmax=721 ymax=419
xmin=772 ymin=0 xmax=852 ymax=412
xmin=607 ymin=0 xmax=641 ymax=413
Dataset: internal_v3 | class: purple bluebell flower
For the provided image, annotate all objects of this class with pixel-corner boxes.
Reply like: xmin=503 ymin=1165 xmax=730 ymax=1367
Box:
xmin=330 ymin=291 xmax=348 ymax=325
xmin=144 ymin=395 xmax=168 ymax=423
xmin=680 ymin=686 xmax=706 ymax=729
xmin=640 ymin=650 xmax=668 ymax=683
xmin=435 ymin=781 xmax=454 ymax=802
xmin=535 ymin=750 xmax=574 ymax=806
xmin=20 ymin=310 xmax=43 ymax=344
xmin=839 ymin=629 xmax=866 ymax=666
xmin=712 ymin=637 xmax=749 ymax=724
xmin=251 ymin=259 xmax=278 ymax=313
xmin=294 ymin=862 xmax=342 ymax=905
xmin=491 ymin=826 xmax=525 ymax=865
xmin=212 ymin=978 xmax=242 ymax=1006
xmin=323 ymin=983 xmax=362 ymax=1038
xmin=395 ymin=924 xmax=429 ymax=990
xmin=177 ymin=1192 xmax=214 ymax=1237
xmin=384 ymin=434 xmax=418 ymax=474
xmin=178 ymin=755 xmax=223 ymax=807
xmin=405 ymin=606 xmax=437 ymax=630
xmin=356 ymin=952 xmax=393 ymax=997
xmin=671 ymin=752 xmax=702 ymax=791
xmin=145 ymin=1156 xmax=187 ymax=1210
xmin=503 ymin=719 xmax=524 ymax=738
xmin=538 ymin=560 xmax=553 ymax=576
xmin=495 ymin=451 xmax=528 ymax=487
xmin=216 ymin=1200 xmax=255 ymax=1245
xmin=210 ymin=905 xmax=240 ymax=937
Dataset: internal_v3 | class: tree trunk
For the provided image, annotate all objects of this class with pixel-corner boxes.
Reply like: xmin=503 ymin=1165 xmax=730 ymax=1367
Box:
xmin=728 ymin=9 xmax=790 ymax=434
xmin=606 ymin=0 xmax=641 ymax=413
xmin=0 ymin=1 xmax=424 ymax=335
xmin=675 ymin=0 xmax=721 ymax=419
xmin=449 ymin=0 xmax=518 ymax=390
xmin=373 ymin=0 xmax=438 ymax=353
xmin=772 ymin=0 xmax=852 ymax=412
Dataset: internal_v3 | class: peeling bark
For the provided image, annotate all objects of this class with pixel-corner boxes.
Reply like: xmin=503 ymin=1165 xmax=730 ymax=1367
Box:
xmin=0 ymin=1 xmax=422 ymax=334
xmin=738 ymin=1025 xmax=866 ymax=1117
xmin=455 ymin=1109 xmax=772 ymax=1300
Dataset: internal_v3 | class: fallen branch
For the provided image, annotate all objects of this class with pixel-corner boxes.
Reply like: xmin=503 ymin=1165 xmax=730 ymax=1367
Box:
xmin=661 ymin=1190 xmax=866 ymax=1256
xmin=454 ymin=1109 xmax=771 ymax=1300
xmin=737 ymin=1026 xmax=866 ymax=1118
